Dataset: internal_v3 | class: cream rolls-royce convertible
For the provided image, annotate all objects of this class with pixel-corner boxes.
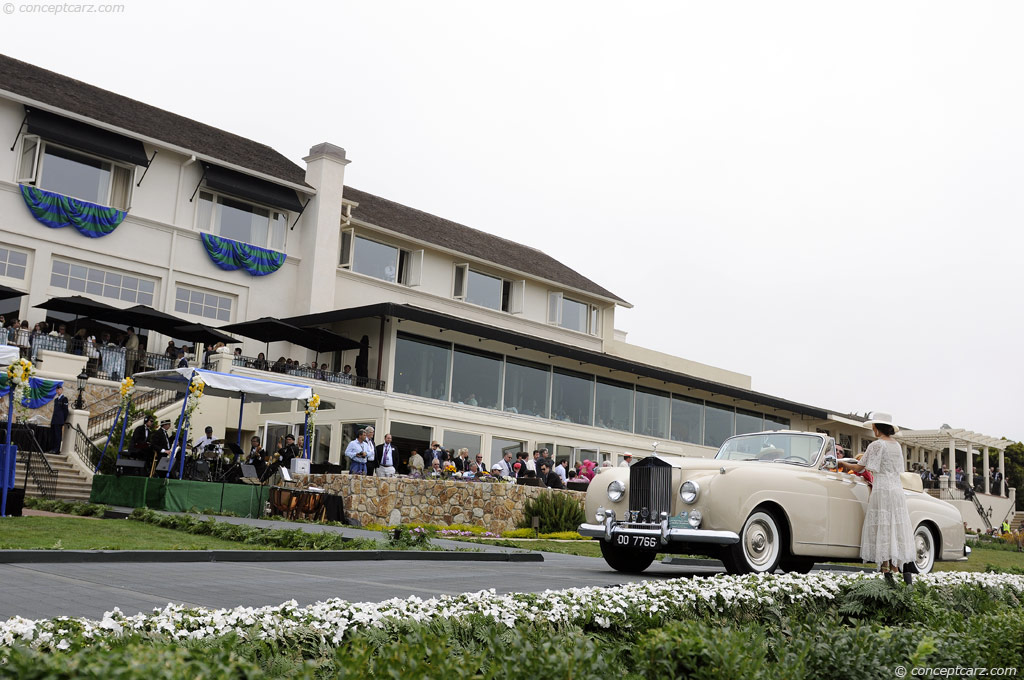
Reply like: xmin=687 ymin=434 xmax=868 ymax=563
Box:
xmin=578 ymin=431 xmax=968 ymax=574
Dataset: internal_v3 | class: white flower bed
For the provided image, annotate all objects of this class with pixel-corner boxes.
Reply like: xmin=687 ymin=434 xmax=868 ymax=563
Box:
xmin=2 ymin=571 xmax=1022 ymax=652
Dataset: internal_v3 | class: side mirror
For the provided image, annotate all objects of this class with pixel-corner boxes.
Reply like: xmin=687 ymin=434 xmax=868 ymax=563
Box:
xmin=823 ymin=454 xmax=838 ymax=470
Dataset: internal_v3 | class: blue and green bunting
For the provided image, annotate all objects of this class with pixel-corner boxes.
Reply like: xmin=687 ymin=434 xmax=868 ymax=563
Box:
xmin=20 ymin=184 xmax=126 ymax=238
xmin=0 ymin=376 xmax=64 ymax=409
xmin=200 ymin=232 xmax=286 ymax=276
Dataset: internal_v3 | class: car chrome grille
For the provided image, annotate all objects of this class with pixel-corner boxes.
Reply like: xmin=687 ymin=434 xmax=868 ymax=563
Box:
xmin=629 ymin=463 xmax=671 ymax=517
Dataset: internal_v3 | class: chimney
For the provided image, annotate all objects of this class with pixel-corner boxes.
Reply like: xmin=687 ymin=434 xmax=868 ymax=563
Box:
xmin=295 ymin=143 xmax=350 ymax=314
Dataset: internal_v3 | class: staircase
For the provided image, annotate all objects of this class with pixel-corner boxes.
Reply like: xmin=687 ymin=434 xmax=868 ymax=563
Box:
xmin=14 ymin=451 xmax=92 ymax=502
xmin=1010 ymin=511 xmax=1024 ymax=531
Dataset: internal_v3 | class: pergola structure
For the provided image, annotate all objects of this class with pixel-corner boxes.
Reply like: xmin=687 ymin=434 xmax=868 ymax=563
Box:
xmin=896 ymin=427 xmax=1010 ymax=495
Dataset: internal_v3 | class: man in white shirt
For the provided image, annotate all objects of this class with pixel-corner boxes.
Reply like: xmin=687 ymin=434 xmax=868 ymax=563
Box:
xmin=194 ymin=426 xmax=219 ymax=456
xmin=554 ymin=459 xmax=568 ymax=484
xmin=375 ymin=433 xmax=397 ymax=477
xmin=619 ymin=453 xmax=633 ymax=468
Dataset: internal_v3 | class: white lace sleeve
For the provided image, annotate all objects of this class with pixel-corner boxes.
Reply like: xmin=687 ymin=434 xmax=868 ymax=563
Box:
xmin=862 ymin=440 xmax=883 ymax=473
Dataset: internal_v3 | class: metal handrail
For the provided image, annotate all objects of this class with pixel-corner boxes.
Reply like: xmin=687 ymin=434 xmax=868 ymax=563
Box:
xmin=231 ymin=354 xmax=386 ymax=391
xmin=72 ymin=423 xmax=110 ymax=474
xmin=88 ymin=387 xmax=178 ymax=437
xmin=10 ymin=424 xmax=58 ymax=499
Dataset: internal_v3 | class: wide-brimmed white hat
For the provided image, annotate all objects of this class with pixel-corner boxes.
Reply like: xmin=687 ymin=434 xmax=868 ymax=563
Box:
xmin=863 ymin=411 xmax=899 ymax=433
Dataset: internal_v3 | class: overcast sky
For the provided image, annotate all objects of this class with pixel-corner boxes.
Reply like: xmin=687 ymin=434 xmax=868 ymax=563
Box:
xmin=4 ymin=1 xmax=1021 ymax=442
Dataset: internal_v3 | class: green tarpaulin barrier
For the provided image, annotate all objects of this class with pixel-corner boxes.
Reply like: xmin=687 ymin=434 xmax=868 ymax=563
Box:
xmin=89 ymin=476 xmax=267 ymax=518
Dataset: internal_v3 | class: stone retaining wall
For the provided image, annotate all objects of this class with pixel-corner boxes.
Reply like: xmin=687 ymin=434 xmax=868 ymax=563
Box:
xmin=295 ymin=474 xmax=586 ymax=533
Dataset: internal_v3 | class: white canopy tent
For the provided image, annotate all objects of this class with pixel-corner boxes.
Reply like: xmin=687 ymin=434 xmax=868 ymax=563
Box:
xmin=130 ymin=368 xmax=314 ymax=479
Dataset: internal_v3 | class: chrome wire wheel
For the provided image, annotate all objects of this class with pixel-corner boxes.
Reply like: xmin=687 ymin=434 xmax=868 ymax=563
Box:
xmin=741 ymin=511 xmax=781 ymax=573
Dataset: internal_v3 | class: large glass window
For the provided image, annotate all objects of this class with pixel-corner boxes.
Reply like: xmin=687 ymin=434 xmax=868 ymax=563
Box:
xmin=41 ymin=145 xmax=111 ymax=205
xmin=451 ymin=345 xmax=502 ymax=410
xmin=175 ymin=286 xmax=232 ymax=322
xmin=560 ymin=297 xmax=590 ymax=333
xmin=764 ymin=414 xmax=791 ymax=431
xmin=551 ymin=368 xmax=593 ymax=426
xmin=0 ymin=248 xmax=28 ymax=281
xmin=671 ymin=395 xmax=704 ymax=444
xmin=198 ymin=191 xmax=287 ymax=250
xmin=704 ymin=402 xmax=735 ymax=449
xmin=441 ymin=430 xmax=482 ymax=458
xmin=735 ymin=408 xmax=764 ymax=435
xmin=491 ymin=437 xmax=525 ymax=469
xmin=466 ymin=270 xmax=503 ymax=310
xmin=312 ymin=424 xmax=331 ymax=464
xmin=503 ymin=358 xmax=550 ymax=417
xmin=635 ymin=387 xmax=671 ymax=439
xmin=352 ymin=236 xmax=399 ymax=282
xmin=50 ymin=259 xmax=155 ymax=305
xmin=393 ymin=333 xmax=451 ymax=400
xmin=595 ymin=378 xmax=633 ymax=432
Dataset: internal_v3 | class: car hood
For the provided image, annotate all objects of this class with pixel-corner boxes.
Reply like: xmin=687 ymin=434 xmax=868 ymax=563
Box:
xmin=675 ymin=457 xmax=816 ymax=473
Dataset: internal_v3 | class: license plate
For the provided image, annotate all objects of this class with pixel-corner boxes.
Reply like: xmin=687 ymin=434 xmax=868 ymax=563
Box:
xmin=616 ymin=534 xmax=658 ymax=549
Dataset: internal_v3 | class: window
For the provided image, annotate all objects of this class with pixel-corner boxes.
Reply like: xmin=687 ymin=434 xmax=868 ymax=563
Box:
xmin=441 ymin=430 xmax=482 ymax=458
xmin=547 ymin=292 xmax=598 ymax=334
xmin=341 ymin=231 xmax=421 ymax=285
xmin=455 ymin=267 xmax=523 ymax=313
xmin=50 ymin=259 xmax=155 ymax=305
xmin=635 ymin=387 xmax=671 ymax=439
xmin=704 ymin=402 xmax=735 ymax=449
xmin=551 ymin=368 xmax=594 ymax=426
xmin=671 ymin=395 xmax=704 ymax=444
xmin=764 ymin=414 xmax=791 ymax=431
xmin=451 ymin=345 xmax=502 ymax=410
xmin=393 ymin=333 xmax=451 ymax=400
xmin=503 ymin=358 xmax=550 ymax=417
xmin=595 ymin=378 xmax=634 ymax=432
xmin=197 ymin=191 xmax=287 ymax=250
xmin=311 ymin=424 xmax=331 ymax=464
xmin=735 ymin=408 xmax=764 ymax=436
xmin=0 ymin=248 xmax=28 ymax=280
xmin=20 ymin=138 xmax=133 ymax=210
xmin=174 ymin=286 xmax=233 ymax=322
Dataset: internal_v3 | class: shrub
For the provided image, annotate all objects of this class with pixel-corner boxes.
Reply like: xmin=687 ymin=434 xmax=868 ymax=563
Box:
xmin=23 ymin=498 xmax=109 ymax=518
xmin=501 ymin=528 xmax=534 ymax=539
xmin=518 ymin=491 xmax=585 ymax=534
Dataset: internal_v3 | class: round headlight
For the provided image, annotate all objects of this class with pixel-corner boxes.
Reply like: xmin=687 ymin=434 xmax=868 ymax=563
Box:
xmin=607 ymin=480 xmax=626 ymax=503
xmin=688 ymin=510 xmax=702 ymax=528
xmin=679 ymin=480 xmax=700 ymax=504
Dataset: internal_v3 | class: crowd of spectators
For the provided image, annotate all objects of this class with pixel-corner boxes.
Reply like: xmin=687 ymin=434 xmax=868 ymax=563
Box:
xmin=341 ymin=432 xmax=624 ymax=490
xmin=911 ymin=461 xmax=1009 ymax=497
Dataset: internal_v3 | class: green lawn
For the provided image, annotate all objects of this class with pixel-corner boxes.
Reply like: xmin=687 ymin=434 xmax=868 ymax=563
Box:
xmin=0 ymin=516 xmax=267 ymax=551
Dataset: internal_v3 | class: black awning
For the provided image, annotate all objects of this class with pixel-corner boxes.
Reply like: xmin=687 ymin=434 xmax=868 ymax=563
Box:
xmin=202 ymin=162 xmax=304 ymax=213
xmin=26 ymin=108 xmax=149 ymax=166
xmin=281 ymin=303 xmax=832 ymax=420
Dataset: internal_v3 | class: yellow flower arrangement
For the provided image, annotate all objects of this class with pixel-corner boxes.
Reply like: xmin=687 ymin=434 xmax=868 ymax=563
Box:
xmin=6 ymin=358 xmax=35 ymax=422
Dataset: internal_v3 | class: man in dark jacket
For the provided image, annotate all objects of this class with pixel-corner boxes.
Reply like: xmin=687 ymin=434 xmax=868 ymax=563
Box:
xmin=540 ymin=462 xmax=563 ymax=489
xmin=49 ymin=385 xmax=69 ymax=453
xmin=129 ymin=415 xmax=155 ymax=465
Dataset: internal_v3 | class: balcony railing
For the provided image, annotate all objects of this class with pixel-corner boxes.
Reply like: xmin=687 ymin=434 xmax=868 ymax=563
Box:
xmin=7 ymin=332 xmax=179 ymax=381
xmin=230 ymin=354 xmax=386 ymax=391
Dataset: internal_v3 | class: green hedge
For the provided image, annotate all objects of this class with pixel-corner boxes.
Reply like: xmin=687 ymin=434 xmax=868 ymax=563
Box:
xmin=24 ymin=498 xmax=110 ymax=518
xmin=128 ymin=508 xmax=379 ymax=551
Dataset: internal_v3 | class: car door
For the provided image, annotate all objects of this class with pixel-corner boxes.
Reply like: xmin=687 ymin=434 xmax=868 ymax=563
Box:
xmin=823 ymin=463 xmax=871 ymax=557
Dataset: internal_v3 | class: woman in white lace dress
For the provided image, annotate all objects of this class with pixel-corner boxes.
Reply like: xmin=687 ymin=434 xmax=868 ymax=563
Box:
xmin=840 ymin=412 xmax=916 ymax=580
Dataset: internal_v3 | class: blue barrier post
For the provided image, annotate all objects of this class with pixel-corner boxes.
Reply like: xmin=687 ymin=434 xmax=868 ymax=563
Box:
xmin=1 ymin=389 xmax=12 ymax=516
xmin=165 ymin=377 xmax=192 ymax=479
xmin=115 ymin=396 xmax=132 ymax=457
xmin=95 ymin=405 xmax=122 ymax=474
xmin=237 ymin=392 xmax=245 ymax=448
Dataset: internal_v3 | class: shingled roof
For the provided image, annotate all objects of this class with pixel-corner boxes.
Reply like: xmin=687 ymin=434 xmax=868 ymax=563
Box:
xmin=342 ymin=186 xmax=628 ymax=305
xmin=0 ymin=53 xmax=308 ymax=188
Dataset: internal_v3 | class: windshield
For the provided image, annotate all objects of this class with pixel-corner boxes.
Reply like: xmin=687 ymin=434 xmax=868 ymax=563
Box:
xmin=715 ymin=433 xmax=826 ymax=466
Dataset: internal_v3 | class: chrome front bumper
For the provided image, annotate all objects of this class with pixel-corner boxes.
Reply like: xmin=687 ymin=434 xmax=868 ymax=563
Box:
xmin=579 ymin=514 xmax=740 ymax=546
